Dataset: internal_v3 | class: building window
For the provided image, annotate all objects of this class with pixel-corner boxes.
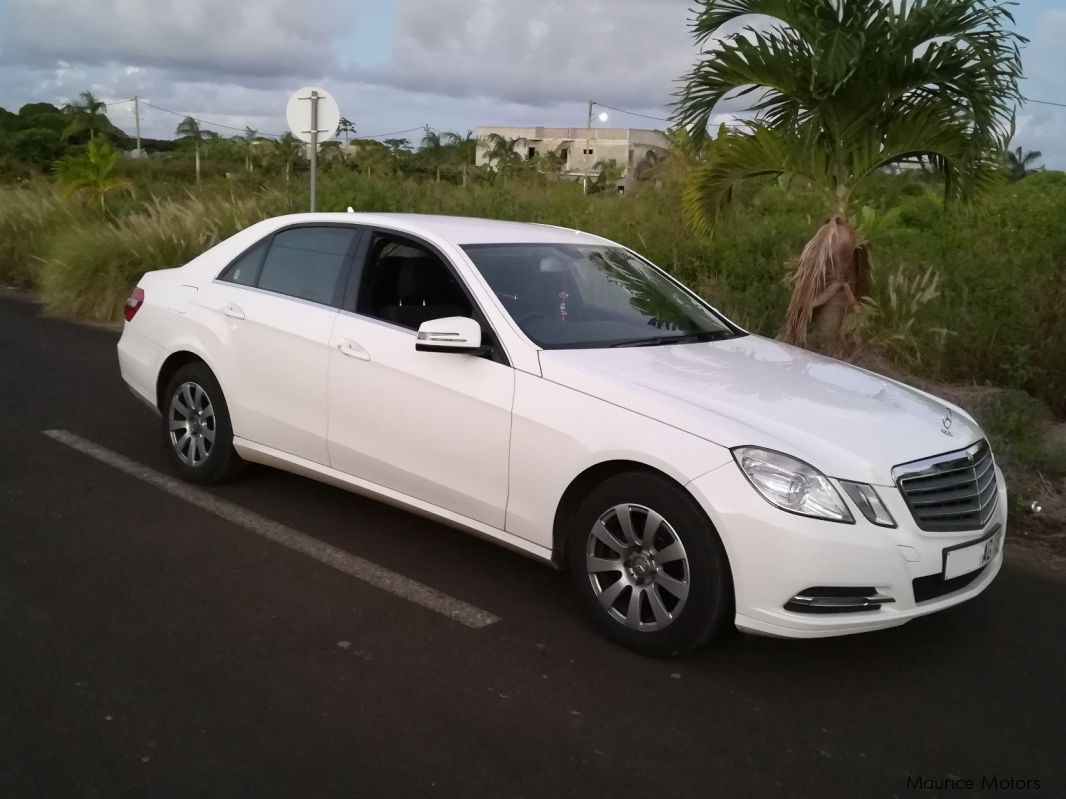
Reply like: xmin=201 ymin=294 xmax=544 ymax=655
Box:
xmin=528 ymin=146 xmax=536 ymax=160
xmin=583 ymin=148 xmax=594 ymax=156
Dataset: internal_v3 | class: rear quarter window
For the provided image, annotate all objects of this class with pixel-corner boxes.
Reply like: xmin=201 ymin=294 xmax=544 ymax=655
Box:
xmin=218 ymin=241 xmax=267 ymax=287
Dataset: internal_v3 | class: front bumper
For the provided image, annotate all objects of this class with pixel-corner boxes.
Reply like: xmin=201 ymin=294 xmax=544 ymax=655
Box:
xmin=687 ymin=461 xmax=1008 ymax=639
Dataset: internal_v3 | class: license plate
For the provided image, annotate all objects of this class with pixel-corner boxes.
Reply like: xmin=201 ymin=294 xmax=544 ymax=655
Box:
xmin=943 ymin=529 xmax=1002 ymax=580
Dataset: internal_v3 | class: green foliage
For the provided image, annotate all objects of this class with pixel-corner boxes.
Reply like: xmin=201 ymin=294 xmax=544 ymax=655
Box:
xmin=972 ymin=390 xmax=1066 ymax=479
xmin=266 ymin=133 xmax=306 ymax=182
xmin=61 ymin=90 xmax=111 ymax=143
xmin=7 ymin=128 xmax=66 ymax=169
xmin=53 ymin=139 xmax=132 ymax=213
xmin=1004 ymin=145 xmax=1043 ymax=181
xmin=0 ymin=103 xmax=70 ymax=172
xmin=853 ymin=264 xmax=949 ymax=371
xmin=0 ymin=185 xmax=84 ymax=287
xmin=869 ymin=174 xmax=1066 ymax=413
xmin=38 ymin=190 xmax=295 ymax=321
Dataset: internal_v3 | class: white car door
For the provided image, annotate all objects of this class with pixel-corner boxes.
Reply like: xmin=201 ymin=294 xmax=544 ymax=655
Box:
xmin=326 ymin=233 xmax=514 ymax=528
xmin=199 ymin=225 xmax=362 ymax=465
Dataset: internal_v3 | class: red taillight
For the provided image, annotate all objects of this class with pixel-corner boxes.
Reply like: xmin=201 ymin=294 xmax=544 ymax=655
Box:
xmin=124 ymin=287 xmax=145 ymax=322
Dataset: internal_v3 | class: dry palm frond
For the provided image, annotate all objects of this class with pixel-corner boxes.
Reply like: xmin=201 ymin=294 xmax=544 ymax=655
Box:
xmin=783 ymin=217 xmax=857 ymax=347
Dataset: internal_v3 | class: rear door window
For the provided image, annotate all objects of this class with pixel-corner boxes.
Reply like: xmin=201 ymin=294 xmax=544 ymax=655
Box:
xmin=255 ymin=226 xmax=361 ymax=306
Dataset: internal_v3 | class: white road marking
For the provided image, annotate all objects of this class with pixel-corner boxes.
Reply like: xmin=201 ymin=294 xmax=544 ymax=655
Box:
xmin=42 ymin=429 xmax=501 ymax=629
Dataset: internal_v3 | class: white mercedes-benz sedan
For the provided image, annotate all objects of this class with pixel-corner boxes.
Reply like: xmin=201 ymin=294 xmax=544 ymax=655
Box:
xmin=117 ymin=213 xmax=1006 ymax=655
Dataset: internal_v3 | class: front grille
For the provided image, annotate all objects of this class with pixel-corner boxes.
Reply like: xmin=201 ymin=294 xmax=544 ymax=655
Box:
xmin=894 ymin=440 xmax=998 ymax=532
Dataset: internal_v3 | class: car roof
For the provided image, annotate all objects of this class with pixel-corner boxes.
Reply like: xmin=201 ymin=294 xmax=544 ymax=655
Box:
xmin=265 ymin=212 xmax=614 ymax=247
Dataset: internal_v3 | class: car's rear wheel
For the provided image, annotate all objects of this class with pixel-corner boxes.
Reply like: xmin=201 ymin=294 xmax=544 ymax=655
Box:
xmin=567 ymin=472 xmax=732 ymax=656
xmin=162 ymin=362 xmax=244 ymax=484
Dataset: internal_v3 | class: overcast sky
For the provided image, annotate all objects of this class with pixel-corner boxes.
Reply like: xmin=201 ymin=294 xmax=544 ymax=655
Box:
xmin=0 ymin=0 xmax=1062 ymax=166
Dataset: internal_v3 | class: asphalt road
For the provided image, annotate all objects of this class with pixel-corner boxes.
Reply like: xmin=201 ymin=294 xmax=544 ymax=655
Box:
xmin=1 ymin=293 xmax=1062 ymax=799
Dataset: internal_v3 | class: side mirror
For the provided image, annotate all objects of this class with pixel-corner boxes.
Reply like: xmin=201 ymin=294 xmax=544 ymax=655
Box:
xmin=415 ymin=317 xmax=485 ymax=354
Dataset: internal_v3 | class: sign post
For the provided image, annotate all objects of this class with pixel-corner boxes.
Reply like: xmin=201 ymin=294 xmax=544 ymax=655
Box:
xmin=309 ymin=91 xmax=318 ymax=212
xmin=286 ymin=87 xmax=341 ymax=212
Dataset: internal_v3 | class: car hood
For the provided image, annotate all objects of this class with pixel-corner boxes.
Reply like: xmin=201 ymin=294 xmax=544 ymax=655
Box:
xmin=538 ymin=335 xmax=982 ymax=485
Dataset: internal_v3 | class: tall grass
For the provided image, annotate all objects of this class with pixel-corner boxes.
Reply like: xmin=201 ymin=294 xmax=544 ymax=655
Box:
xmin=0 ymin=184 xmax=85 ymax=288
xmin=37 ymin=190 xmax=294 ymax=321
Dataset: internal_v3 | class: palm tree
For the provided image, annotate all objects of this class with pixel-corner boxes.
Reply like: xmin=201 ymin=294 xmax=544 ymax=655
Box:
xmin=175 ymin=116 xmax=205 ymax=183
xmin=62 ymin=90 xmax=109 ymax=143
xmin=355 ymin=140 xmax=396 ymax=176
xmin=318 ymin=141 xmax=349 ymax=171
xmin=53 ymin=139 xmax=132 ymax=214
xmin=338 ymin=118 xmax=356 ymax=144
xmin=588 ymin=158 xmax=626 ymax=193
xmin=268 ymin=133 xmax=305 ymax=182
xmin=532 ymin=143 xmax=570 ymax=180
xmin=1005 ymin=145 xmax=1042 ymax=181
xmin=481 ymin=133 xmax=527 ymax=175
xmin=674 ymin=0 xmax=1024 ymax=353
xmin=420 ymin=126 xmax=443 ymax=152
xmin=236 ymin=126 xmax=258 ymax=173
xmin=633 ymin=147 xmax=668 ymax=183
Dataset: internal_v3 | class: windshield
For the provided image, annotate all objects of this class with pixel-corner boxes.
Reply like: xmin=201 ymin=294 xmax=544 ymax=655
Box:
xmin=462 ymin=243 xmax=741 ymax=349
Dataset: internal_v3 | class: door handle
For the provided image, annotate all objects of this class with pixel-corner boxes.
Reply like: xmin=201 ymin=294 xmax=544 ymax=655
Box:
xmin=337 ymin=339 xmax=371 ymax=361
xmin=221 ymin=303 xmax=245 ymax=320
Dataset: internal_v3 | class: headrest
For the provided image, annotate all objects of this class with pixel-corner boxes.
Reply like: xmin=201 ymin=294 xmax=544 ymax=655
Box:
xmin=397 ymin=256 xmax=450 ymax=298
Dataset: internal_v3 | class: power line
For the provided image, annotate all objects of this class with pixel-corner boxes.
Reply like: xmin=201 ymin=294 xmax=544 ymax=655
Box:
xmin=354 ymin=125 xmax=426 ymax=140
xmin=138 ymin=100 xmax=285 ymax=138
xmin=593 ymin=102 xmax=672 ymax=124
xmin=1024 ymin=96 xmax=1066 ymax=109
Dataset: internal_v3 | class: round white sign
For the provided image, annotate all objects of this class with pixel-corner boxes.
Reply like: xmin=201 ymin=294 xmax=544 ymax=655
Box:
xmin=285 ymin=86 xmax=341 ymax=145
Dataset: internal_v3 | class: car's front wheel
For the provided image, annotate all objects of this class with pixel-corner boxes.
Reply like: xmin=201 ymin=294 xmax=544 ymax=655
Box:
xmin=161 ymin=362 xmax=244 ymax=484
xmin=567 ymin=472 xmax=732 ymax=656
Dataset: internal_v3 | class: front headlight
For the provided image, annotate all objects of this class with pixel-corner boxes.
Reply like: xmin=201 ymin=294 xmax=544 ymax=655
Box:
xmin=732 ymin=446 xmax=854 ymax=524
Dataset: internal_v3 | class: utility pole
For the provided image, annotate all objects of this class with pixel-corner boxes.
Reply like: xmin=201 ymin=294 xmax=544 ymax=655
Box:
xmin=309 ymin=90 xmax=319 ymax=212
xmin=582 ymin=99 xmax=593 ymax=195
xmin=133 ymin=96 xmax=142 ymax=157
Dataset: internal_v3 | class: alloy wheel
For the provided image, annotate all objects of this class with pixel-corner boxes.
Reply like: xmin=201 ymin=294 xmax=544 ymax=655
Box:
xmin=585 ymin=503 xmax=691 ymax=632
xmin=168 ymin=381 xmax=217 ymax=467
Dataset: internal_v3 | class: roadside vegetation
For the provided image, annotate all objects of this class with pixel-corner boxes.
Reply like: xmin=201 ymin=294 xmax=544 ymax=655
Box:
xmin=0 ymin=0 xmax=1062 ymax=544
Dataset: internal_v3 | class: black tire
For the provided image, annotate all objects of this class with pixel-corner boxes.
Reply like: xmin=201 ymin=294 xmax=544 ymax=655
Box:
xmin=161 ymin=362 xmax=245 ymax=484
xmin=567 ymin=472 xmax=733 ymax=657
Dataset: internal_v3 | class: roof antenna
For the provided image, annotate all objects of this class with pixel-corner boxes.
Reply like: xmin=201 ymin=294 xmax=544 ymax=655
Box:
xmin=346 ymin=206 xmax=355 ymax=213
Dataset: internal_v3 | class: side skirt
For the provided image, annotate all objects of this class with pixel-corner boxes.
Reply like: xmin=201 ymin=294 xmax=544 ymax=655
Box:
xmin=232 ymin=437 xmax=556 ymax=566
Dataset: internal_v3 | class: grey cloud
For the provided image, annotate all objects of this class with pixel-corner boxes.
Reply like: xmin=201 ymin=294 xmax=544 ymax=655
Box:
xmin=1013 ymin=9 xmax=1066 ymax=167
xmin=1 ymin=0 xmax=354 ymax=80
xmin=360 ymin=0 xmax=699 ymax=113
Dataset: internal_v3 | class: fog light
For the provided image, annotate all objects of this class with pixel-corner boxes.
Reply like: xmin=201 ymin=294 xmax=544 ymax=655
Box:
xmin=785 ymin=587 xmax=895 ymax=614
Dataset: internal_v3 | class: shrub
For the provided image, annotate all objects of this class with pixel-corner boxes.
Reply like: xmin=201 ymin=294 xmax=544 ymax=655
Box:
xmin=0 ymin=184 xmax=82 ymax=287
xmin=37 ymin=190 xmax=294 ymax=321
